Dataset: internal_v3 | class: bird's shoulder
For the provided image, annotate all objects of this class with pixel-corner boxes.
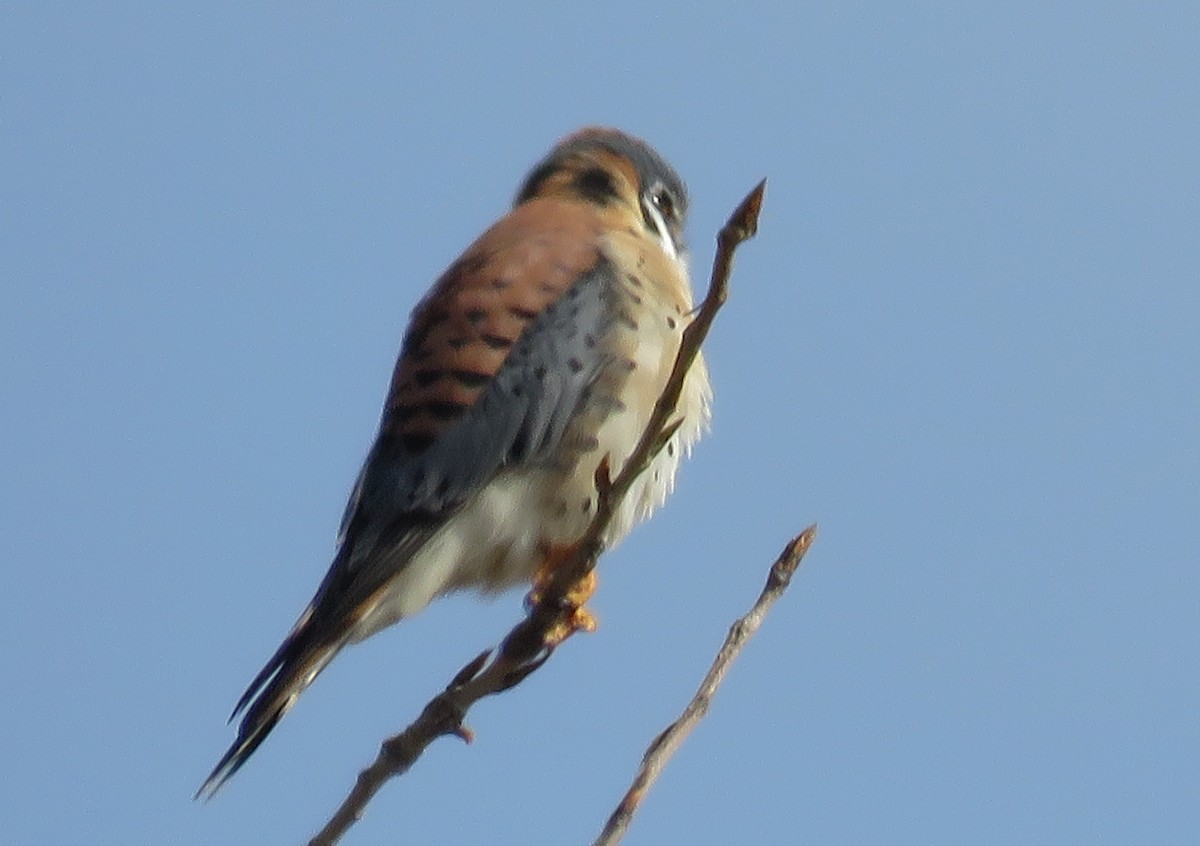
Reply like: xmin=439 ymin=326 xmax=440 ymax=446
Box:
xmin=380 ymin=198 xmax=636 ymax=448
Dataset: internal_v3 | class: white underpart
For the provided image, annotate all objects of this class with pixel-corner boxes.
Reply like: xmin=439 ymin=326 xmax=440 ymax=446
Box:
xmin=346 ymin=473 xmax=545 ymax=641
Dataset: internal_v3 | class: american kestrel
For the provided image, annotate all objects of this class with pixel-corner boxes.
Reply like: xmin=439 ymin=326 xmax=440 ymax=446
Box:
xmin=198 ymin=127 xmax=711 ymax=798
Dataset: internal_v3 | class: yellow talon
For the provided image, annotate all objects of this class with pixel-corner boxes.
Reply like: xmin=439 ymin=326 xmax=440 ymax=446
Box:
xmin=529 ymin=546 xmax=600 ymax=646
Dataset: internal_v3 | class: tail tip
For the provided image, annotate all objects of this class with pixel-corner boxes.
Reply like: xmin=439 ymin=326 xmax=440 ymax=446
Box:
xmin=194 ymin=756 xmax=237 ymax=802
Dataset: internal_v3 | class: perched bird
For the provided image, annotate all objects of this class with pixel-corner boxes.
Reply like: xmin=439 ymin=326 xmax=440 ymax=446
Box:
xmin=197 ymin=127 xmax=711 ymax=799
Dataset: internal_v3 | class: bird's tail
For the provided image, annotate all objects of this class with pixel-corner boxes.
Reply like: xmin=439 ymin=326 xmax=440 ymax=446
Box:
xmin=195 ymin=625 xmax=343 ymax=801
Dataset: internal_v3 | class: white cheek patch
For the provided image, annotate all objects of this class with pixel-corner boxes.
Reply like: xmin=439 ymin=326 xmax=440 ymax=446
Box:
xmin=644 ymin=200 xmax=678 ymax=261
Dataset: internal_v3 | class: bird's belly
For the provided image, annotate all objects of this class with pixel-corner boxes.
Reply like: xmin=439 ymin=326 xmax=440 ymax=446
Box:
xmin=347 ymin=473 xmax=548 ymax=640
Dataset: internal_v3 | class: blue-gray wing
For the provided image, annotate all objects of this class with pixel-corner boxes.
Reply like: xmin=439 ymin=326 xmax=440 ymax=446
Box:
xmin=337 ymin=259 xmax=618 ymax=577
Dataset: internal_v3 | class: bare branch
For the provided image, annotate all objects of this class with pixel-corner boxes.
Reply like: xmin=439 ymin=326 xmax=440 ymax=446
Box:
xmin=592 ymin=525 xmax=819 ymax=846
xmin=308 ymin=180 xmax=767 ymax=846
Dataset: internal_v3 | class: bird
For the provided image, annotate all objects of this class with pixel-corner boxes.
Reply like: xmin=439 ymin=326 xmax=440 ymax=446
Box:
xmin=197 ymin=127 xmax=712 ymax=799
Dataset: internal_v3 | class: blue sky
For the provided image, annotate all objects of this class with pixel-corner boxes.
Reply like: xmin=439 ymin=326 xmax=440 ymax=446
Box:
xmin=3 ymin=3 xmax=1197 ymax=844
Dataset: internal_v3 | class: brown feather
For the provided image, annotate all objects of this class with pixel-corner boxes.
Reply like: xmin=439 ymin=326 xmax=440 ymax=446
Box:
xmin=383 ymin=198 xmax=606 ymax=445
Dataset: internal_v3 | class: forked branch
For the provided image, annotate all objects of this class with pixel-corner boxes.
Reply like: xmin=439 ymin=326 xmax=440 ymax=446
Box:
xmin=592 ymin=525 xmax=818 ymax=846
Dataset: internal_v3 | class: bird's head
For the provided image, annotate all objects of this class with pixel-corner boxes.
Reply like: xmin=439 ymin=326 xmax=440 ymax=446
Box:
xmin=514 ymin=127 xmax=689 ymax=261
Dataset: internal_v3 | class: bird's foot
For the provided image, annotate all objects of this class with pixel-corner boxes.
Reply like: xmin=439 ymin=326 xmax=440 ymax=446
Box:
xmin=529 ymin=544 xmax=599 ymax=647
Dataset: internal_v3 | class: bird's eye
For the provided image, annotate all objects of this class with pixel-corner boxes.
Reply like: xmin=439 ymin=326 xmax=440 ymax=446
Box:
xmin=642 ymin=184 xmax=682 ymax=260
xmin=651 ymin=188 xmax=677 ymax=221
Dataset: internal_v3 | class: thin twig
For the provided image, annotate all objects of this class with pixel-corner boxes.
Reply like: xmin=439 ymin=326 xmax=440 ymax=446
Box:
xmin=592 ymin=525 xmax=819 ymax=846
xmin=308 ymin=180 xmax=767 ymax=846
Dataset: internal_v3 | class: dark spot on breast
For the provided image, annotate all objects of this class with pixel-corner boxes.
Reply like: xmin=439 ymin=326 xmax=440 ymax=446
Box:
xmin=413 ymin=369 xmax=442 ymax=387
xmin=581 ymin=496 xmax=593 ymax=514
xmin=667 ymin=441 xmax=676 ymax=457
xmin=492 ymin=277 xmax=510 ymax=290
xmin=584 ymin=332 xmax=597 ymax=349
xmin=567 ymin=357 xmax=583 ymax=373
xmin=447 ymin=336 xmax=470 ymax=350
xmin=666 ymin=316 xmax=677 ymax=330
xmin=465 ymin=308 xmax=487 ymax=325
xmin=533 ymin=365 xmax=547 ymax=380
xmin=574 ymin=167 xmax=618 ymax=204
xmin=434 ymin=478 xmax=452 ymax=500
xmin=625 ymin=273 xmax=643 ymax=289
xmin=590 ymin=393 xmax=626 ymax=414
